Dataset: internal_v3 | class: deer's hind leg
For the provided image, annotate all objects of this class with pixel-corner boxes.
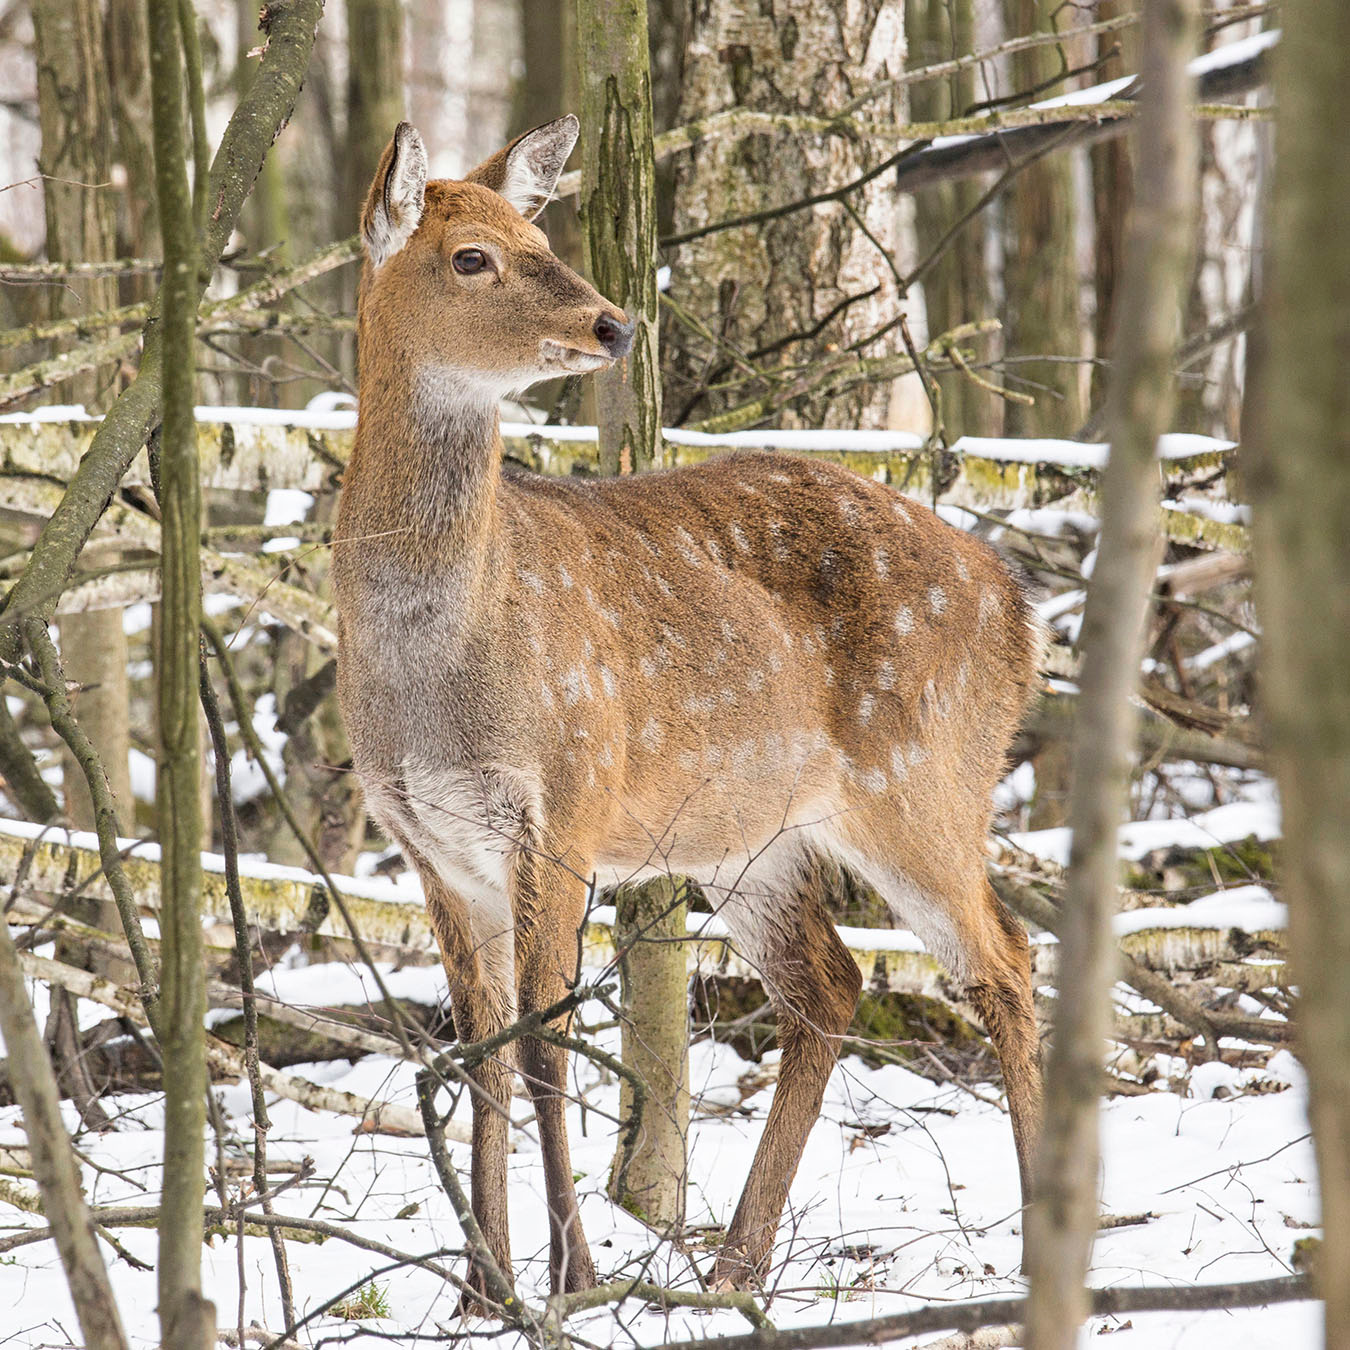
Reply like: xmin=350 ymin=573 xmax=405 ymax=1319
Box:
xmin=850 ymin=846 xmax=1043 ymax=1220
xmin=711 ymin=856 xmax=863 ymax=1289
xmin=963 ymin=879 xmax=1042 ymax=1214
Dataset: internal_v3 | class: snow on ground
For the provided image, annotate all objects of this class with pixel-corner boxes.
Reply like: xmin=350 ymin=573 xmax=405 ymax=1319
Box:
xmin=0 ymin=975 xmax=1320 ymax=1348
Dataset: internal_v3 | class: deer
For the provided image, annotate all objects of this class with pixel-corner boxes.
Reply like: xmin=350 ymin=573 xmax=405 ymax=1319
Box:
xmin=332 ymin=114 xmax=1045 ymax=1306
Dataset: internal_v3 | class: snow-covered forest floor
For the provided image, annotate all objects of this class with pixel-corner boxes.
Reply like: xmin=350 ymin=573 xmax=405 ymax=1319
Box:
xmin=1 ymin=788 xmax=1319 ymax=1349
xmin=0 ymin=968 xmax=1317 ymax=1349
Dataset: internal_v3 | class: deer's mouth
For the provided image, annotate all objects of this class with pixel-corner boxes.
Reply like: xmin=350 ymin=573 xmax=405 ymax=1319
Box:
xmin=539 ymin=339 xmax=612 ymax=374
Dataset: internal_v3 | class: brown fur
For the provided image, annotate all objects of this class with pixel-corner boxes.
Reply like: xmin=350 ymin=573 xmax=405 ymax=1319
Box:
xmin=333 ymin=120 xmax=1045 ymax=1302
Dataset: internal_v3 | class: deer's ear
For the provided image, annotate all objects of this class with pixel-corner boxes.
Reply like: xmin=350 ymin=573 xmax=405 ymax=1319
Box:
xmin=362 ymin=122 xmax=427 ymax=268
xmin=464 ymin=115 xmax=578 ymax=221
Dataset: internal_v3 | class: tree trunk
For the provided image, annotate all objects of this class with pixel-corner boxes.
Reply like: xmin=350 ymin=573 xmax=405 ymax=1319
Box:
xmin=32 ymin=0 xmax=133 ymax=828
xmin=1089 ymin=0 xmax=1137 ymax=414
xmin=579 ymin=0 xmax=690 ymax=1233
xmin=1247 ymin=2 xmax=1350 ymax=1343
xmin=663 ymin=0 xmax=907 ymax=431
xmin=608 ymin=878 xmax=690 ymax=1227
xmin=906 ymin=0 xmax=997 ymax=439
xmin=0 ymin=919 xmax=129 ymax=1350
xmin=344 ymin=0 xmax=406 ymax=225
xmin=465 ymin=0 xmax=522 ymax=170
xmin=148 ymin=0 xmax=214 ymax=1342
xmin=33 ymin=0 xmax=132 ymax=1131
xmin=1024 ymin=2 xmax=1199 ymax=1345
xmin=1000 ymin=0 xmax=1084 ymax=436
xmin=1172 ymin=0 xmax=1266 ymax=438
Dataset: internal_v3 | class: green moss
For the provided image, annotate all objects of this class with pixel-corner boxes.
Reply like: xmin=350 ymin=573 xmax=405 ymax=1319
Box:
xmin=693 ymin=975 xmax=992 ymax=1074
xmin=848 ymin=990 xmax=987 ymax=1070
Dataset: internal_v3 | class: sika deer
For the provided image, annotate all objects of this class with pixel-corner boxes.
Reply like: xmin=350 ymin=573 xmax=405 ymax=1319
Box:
xmin=333 ymin=116 xmax=1044 ymax=1302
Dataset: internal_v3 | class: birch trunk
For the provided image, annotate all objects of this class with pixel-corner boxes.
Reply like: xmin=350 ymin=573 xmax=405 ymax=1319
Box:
xmin=663 ymin=0 xmax=907 ymax=430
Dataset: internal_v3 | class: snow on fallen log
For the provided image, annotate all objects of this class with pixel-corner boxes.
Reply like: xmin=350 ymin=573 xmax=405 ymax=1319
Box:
xmin=1007 ymin=792 xmax=1281 ymax=868
xmin=0 ymin=408 xmax=1243 ymax=549
xmin=0 ymin=817 xmax=1287 ymax=1006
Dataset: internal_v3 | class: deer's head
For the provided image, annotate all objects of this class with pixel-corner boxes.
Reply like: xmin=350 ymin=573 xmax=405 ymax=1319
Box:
xmin=358 ymin=117 xmax=634 ymax=408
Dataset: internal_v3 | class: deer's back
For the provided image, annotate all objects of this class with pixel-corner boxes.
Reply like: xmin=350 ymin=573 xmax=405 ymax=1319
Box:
xmin=492 ymin=452 xmax=1041 ymax=875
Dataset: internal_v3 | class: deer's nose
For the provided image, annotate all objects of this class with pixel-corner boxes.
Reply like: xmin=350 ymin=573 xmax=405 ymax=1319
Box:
xmin=593 ymin=311 xmax=636 ymax=359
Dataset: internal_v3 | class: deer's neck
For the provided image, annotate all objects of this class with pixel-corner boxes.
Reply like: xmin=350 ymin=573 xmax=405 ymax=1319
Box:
xmin=337 ymin=359 xmax=510 ymax=642
xmin=338 ymin=363 xmax=506 ymax=609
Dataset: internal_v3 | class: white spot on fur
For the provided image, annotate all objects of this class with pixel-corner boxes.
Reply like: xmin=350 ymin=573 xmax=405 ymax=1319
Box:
xmin=955 ymin=557 xmax=971 ymax=583
xmin=675 ymin=526 xmax=703 ymax=567
xmin=705 ymin=537 xmax=723 ymax=564
xmin=599 ymin=665 xmax=617 ymax=698
xmin=597 ymin=742 xmax=615 ymax=768
xmin=769 ymin=472 xmax=792 ymax=485
xmin=891 ymin=498 xmax=912 ymax=525
xmin=895 ymin=605 xmax=914 ymax=637
xmin=732 ymin=740 xmax=756 ymax=773
xmin=677 ymin=749 xmax=700 ymax=772
xmin=858 ymin=692 xmax=875 ymax=725
xmin=518 ymin=568 xmax=545 ymax=595
xmin=929 ymin=584 xmax=946 ymax=615
xmin=824 ymin=665 xmax=835 ymax=686
xmin=890 ymin=745 xmax=909 ymax=781
xmin=873 ymin=547 xmax=889 ymax=578
xmin=704 ymin=745 xmax=724 ymax=769
xmin=877 ymin=660 xmax=895 ymax=691
xmin=560 ymin=664 xmax=593 ymax=706
xmin=839 ymin=498 xmax=861 ymax=525
xmin=747 ymin=669 xmax=765 ymax=693
xmin=767 ymin=651 xmax=783 ymax=674
xmin=861 ymin=767 xmax=887 ymax=794
xmin=558 ymin=563 xmax=574 ymax=588
xmin=638 ymin=718 xmax=664 ymax=752
xmin=730 ymin=523 xmax=752 ymax=554
xmin=638 ymin=653 xmax=656 ymax=680
xmin=769 ymin=522 xmax=789 ymax=562
xmin=540 ymin=681 xmax=555 ymax=709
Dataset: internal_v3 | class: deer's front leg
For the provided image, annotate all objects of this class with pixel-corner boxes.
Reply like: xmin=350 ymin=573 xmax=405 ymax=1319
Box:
xmin=418 ymin=865 xmax=519 ymax=1313
xmin=515 ymin=859 xmax=597 ymax=1294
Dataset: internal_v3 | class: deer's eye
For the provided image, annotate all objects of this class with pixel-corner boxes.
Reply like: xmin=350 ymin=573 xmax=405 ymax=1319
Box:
xmin=452 ymin=248 xmax=488 ymax=276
